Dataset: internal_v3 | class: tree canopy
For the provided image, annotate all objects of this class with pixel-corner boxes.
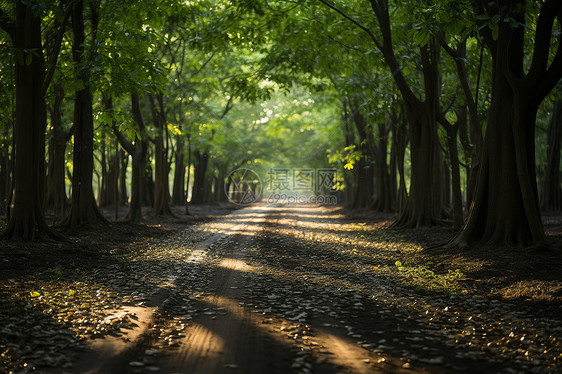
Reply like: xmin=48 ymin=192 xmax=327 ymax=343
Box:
xmin=0 ymin=0 xmax=560 ymax=248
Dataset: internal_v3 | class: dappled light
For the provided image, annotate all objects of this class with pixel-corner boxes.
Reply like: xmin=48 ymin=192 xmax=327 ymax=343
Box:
xmin=1 ymin=0 xmax=562 ymax=372
xmin=1 ymin=204 xmax=561 ymax=372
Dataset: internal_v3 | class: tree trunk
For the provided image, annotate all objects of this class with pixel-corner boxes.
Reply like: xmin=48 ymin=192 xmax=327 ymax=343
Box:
xmin=119 ymin=150 xmax=128 ymax=204
xmin=541 ymin=98 xmax=562 ymax=211
xmin=393 ymin=108 xmax=408 ymax=215
xmin=454 ymin=79 xmax=544 ymax=246
xmin=349 ymin=101 xmax=375 ymax=209
xmin=452 ymin=0 xmax=562 ymax=247
xmin=98 ymin=138 xmax=120 ymax=209
xmin=185 ymin=133 xmax=191 ymax=214
xmin=143 ymin=160 xmax=155 ymax=207
xmin=65 ymin=1 xmax=105 ymax=227
xmin=98 ymin=137 xmax=109 ymax=206
xmin=440 ymin=39 xmax=484 ymax=206
xmin=149 ymin=93 xmax=174 ymax=216
xmin=373 ymin=122 xmax=393 ymax=212
xmin=172 ymin=134 xmax=185 ymax=206
xmin=191 ymin=150 xmax=208 ymax=204
xmin=371 ymin=3 xmax=443 ymax=226
xmin=352 ymin=158 xmax=375 ymax=209
xmin=446 ymin=126 xmax=464 ymax=231
xmin=392 ymin=102 xmax=441 ymax=227
xmin=127 ymin=152 xmax=145 ymax=222
xmin=1 ymin=2 xmax=51 ymax=240
xmin=437 ymin=109 xmax=465 ymax=231
xmin=0 ymin=137 xmax=9 ymax=215
xmin=112 ymin=92 xmax=147 ymax=223
xmin=98 ymin=95 xmax=120 ymax=209
xmin=46 ymin=84 xmax=69 ymax=221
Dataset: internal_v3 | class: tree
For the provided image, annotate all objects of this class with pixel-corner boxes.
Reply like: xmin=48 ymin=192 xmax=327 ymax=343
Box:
xmin=318 ymin=0 xmax=447 ymax=227
xmin=0 ymin=1 xmax=69 ymax=240
xmin=46 ymin=83 xmax=72 ymax=222
xmin=64 ymin=0 xmax=106 ymax=227
xmin=541 ymin=92 xmax=562 ymax=211
xmin=111 ymin=92 xmax=148 ymax=223
xmin=451 ymin=0 xmax=562 ymax=248
xmin=149 ymin=92 xmax=175 ymax=217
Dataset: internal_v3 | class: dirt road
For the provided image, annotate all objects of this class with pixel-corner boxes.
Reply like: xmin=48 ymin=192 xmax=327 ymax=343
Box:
xmin=47 ymin=204 xmax=561 ymax=374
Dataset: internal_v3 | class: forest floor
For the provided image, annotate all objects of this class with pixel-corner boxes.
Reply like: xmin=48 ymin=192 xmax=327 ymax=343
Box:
xmin=0 ymin=203 xmax=561 ymax=374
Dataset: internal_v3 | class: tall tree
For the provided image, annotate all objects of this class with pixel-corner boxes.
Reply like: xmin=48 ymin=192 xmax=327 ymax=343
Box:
xmin=111 ymin=92 xmax=148 ymax=223
xmin=46 ymin=83 xmax=72 ymax=222
xmin=149 ymin=92 xmax=175 ymax=217
xmin=0 ymin=1 xmax=68 ymax=239
xmin=452 ymin=0 xmax=562 ymax=248
xmin=65 ymin=0 xmax=105 ymax=227
xmin=318 ymin=0 xmax=446 ymax=227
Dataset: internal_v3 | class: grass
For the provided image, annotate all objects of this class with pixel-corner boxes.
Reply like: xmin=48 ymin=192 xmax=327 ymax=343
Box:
xmin=392 ymin=260 xmax=467 ymax=295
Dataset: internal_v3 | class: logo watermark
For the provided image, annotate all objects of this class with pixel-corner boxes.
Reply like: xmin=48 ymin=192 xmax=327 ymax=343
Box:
xmin=267 ymin=193 xmax=337 ymax=205
xmin=225 ymin=168 xmax=262 ymax=205
xmin=225 ymin=167 xmax=338 ymax=206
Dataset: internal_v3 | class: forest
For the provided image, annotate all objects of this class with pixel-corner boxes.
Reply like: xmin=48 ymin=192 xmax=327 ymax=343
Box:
xmin=0 ymin=0 xmax=561 ymax=373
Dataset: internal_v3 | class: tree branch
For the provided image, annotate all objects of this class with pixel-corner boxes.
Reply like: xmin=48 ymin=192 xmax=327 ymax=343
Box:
xmin=42 ymin=1 xmax=72 ymax=97
xmin=220 ymin=95 xmax=235 ymax=119
xmin=189 ymin=52 xmax=215 ymax=79
xmin=111 ymin=123 xmax=136 ymax=156
xmin=537 ymin=7 xmax=562 ymax=100
xmin=317 ymin=0 xmax=382 ymax=51
xmin=526 ymin=0 xmax=561 ymax=84
xmin=368 ymin=0 xmax=421 ymax=106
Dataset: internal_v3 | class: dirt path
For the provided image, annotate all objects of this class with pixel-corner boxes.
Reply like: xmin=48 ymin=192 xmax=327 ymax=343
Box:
xmin=42 ymin=204 xmax=561 ymax=374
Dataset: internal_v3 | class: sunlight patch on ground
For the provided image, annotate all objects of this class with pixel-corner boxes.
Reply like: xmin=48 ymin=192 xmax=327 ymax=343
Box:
xmin=196 ymin=293 xmax=385 ymax=372
xmin=218 ymin=258 xmax=249 ymax=272
xmin=175 ymin=321 xmax=227 ymax=359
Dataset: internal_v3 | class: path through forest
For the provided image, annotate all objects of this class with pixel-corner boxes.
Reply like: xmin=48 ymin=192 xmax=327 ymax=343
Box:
xmin=29 ymin=204 xmax=561 ymax=373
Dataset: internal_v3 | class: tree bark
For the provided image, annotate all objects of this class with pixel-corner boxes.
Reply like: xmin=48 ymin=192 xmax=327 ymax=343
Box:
xmin=452 ymin=0 xmax=562 ymax=247
xmin=148 ymin=93 xmax=175 ymax=217
xmin=112 ymin=92 xmax=147 ymax=223
xmin=65 ymin=1 xmax=105 ymax=227
xmin=98 ymin=136 xmax=108 ymax=206
xmin=99 ymin=96 xmax=120 ymax=209
xmin=172 ymin=134 xmax=185 ymax=206
xmin=371 ymin=3 xmax=444 ymax=227
xmin=541 ymin=98 xmax=562 ymax=211
xmin=185 ymin=133 xmax=191 ymax=214
xmin=119 ymin=150 xmax=128 ymax=204
xmin=439 ymin=38 xmax=483 ymax=205
xmin=373 ymin=121 xmax=393 ymax=212
xmin=392 ymin=100 xmax=441 ymax=227
xmin=1 ymin=2 xmax=52 ymax=240
xmin=46 ymin=84 xmax=69 ymax=222
xmin=191 ymin=150 xmax=208 ymax=204
xmin=0 ymin=136 xmax=10 ymax=215
xmin=392 ymin=106 xmax=408 ymax=215
xmin=438 ymin=116 xmax=464 ymax=231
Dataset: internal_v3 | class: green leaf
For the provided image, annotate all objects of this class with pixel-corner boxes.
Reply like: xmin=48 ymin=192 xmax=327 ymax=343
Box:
xmin=491 ymin=24 xmax=499 ymax=40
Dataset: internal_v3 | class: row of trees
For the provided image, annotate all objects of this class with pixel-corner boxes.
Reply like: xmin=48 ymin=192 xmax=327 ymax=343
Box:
xmin=296 ymin=0 xmax=562 ymax=248
xmin=0 ymin=0 xmax=561 ymax=249
xmin=0 ymin=0 xmax=338 ymax=240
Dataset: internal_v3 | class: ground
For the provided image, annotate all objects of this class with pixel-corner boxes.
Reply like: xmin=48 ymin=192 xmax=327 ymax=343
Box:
xmin=0 ymin=204 xmax=561 ymax=373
